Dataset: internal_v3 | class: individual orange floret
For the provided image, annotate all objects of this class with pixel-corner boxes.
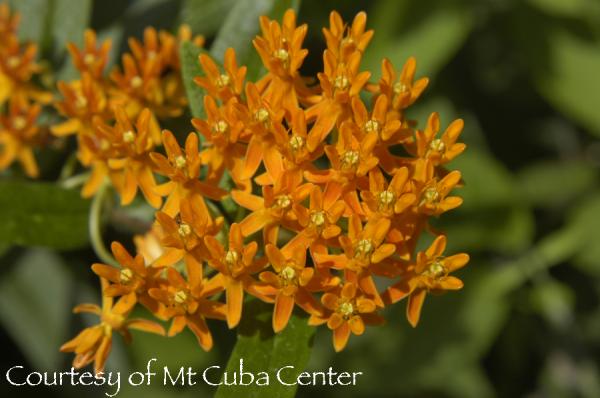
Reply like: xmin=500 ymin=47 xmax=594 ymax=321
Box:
xmin=411 ymin=112 xmax=467 ymax=167
xmin=360 ymin=167 xmax=416 ymax=219
xmin=260 ymin=243 xmax=334 ymax=333
xmin=91 ymin=242 xmax=163 ymax=312
xmin=322 ymin=11 xmax=373 ymax=62
xmin=232 ymin=171 xmax=313 ymax=243
xmin=204 ymin=223 xmax=267 ymax=329
xmin=94 ymin=107 xmax=162 ymax=207
xmin=373 ymin=57 xmax=429 ymax=113
xmin=60 ymin=279 xmax=164 ymax=374
xmin=0 ymin=3 xmax=19 ymax=47
xmin=67 ymin=29 xmax=112 ymax=81
xmin=0 ymin=35 xmax=52 ymax=105
xmin=309 ymin=282 xmax=383 ymax=352
xmin=416 ymin=169 xmax=463 ymax=216
xmin=148 ymin=267 xmax=226 ymax=351
xmin=191 ymin=96 xmax=248 ymax=189
xmin=195 ymin=48 xmax=247 ymax=102
xmin=0 ymin=98 xmax=43 ymax=178
xmin=153 ymin=196 xmax=223 ymax=270
xmin=253 ymin=9 xmax=311 ymax=111
xmin=383 ymin=235 xmax=469 ymax=326
xmin=150 ymin=130 xmax=226 ymax=216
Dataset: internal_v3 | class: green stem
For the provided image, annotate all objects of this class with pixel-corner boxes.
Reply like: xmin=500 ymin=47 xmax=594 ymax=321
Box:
xmin=59 ymin=152 xmax=79 ymax=180
xmin=89 ymin=181 xmax=118 ymax=267
xmin=59 ymin=172 xmax=90 ymax=189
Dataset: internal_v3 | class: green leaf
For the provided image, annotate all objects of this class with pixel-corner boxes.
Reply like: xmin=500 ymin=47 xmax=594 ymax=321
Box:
xmin=534 ymin=28 xmax=600 ymax=136
xmin=0 ymin=180 xmax=90 ymax=249
xmin=567 ymin=192 xmax=600 ymax=276
xmin=215 ymin=300 xmax=314 ymax=398
xmin=364 ymin=1 xmax=472 ymax=80
xmin=0 ymin=249 xmax=73 ymax=370
xmin=8 ymin=0 xmax=51 ymax=44
xmin=52 ymin=0 xmax=93 ymax=80
xmin=517 ymin=160 xmax=597 ymax=208
xmin=210 ymin=0 xmax=301 ymax=80
xmin=178 ymin=0 xmax=239 ymax=36
xmin=180 ymin=41 xmax=208 ymax=119
xmin=527 ymin=0 xmax=600 ymax=17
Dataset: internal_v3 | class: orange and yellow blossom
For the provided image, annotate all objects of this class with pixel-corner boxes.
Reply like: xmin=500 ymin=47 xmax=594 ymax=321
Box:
xmin=204 ymin=223 xmax=267 ymax=329
xmin=0 ymin=98 xmax=43 ymax=177
xmin=67 ymin=29 xmax=112 ymax=81
xmin=195 ymin=48 xmax=247 ymax=102
xmin=383 ymin=235 xmax=469 ymax=326
xmin=148 ymin=267 xmax=226 ymax=351
xmin=93 ymin=107 xmax=162 ymax=207
xmin=309 ymin=282 xmax=383 ymax=352
xmin=60 ymin=279 xmax=164 ymax=374
xmin=150 ymin=130 xmax=226 ymax=216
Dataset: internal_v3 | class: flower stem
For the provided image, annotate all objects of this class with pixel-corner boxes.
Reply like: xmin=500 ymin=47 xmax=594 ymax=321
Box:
xmin=89 ymin=181 xmax=118 ymax=267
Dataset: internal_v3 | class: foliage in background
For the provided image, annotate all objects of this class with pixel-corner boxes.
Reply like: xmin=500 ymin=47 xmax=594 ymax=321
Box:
xmin=1 ymin=0 xmax=600 ymax=397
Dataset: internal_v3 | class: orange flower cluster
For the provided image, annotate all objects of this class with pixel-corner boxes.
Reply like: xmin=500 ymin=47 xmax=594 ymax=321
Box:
xmin=53 ymin=9 xmax=469 ymax=373
xmin=0 ymin=3 xmax=52 ymax=177
xmin=51 ymin=26 xmax=204 ymax=202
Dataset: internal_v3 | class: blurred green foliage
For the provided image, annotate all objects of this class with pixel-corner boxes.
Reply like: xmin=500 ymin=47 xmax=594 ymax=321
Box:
xmin=1 ymin=0 xmax=600 ymax=397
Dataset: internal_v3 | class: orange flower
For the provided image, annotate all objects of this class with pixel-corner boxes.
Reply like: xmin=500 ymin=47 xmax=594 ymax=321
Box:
xmin=60 ymin=279 xmax=164 ymax=374
xmin=195 ymin=48 xmax=246 ymax=102
xmin=153 ymin=196 xmax=223 ymax=269
xmin=151 ymin=130 xmax=226 ymax=216
xmin=94 ymin=107 xmax=162 ymax=207
xmin=204 ymin=223 xmax=266 ymax=328
xmin=260 ymin=243 xmax=330 ymax=332
xmin=383 ymin=235 xmax=469 ymax=326
xmin=323 ymin=11 xmax=373 ymax=61
xmin=374 ymin=57 xmax=429 ymax=113
xmin=411 ymin=112 xmax=466 ymax=166
xmin=0 ymin=98 xmax=42 ymax=177
xmin=309 ymin=282 xmax=383 ymax=352
xmin=232 ymin=171 xmax=312 ymax=243
xmin=417 ymin=169 xmax=463 ymax=216
xmin=148 ymin=267 xmax=226 ymax=351
xmin=0 ymin=4 xmax=19 ymax=43
xmin=91 ymin=242 xmax=162 ymax=312
xmin=360 ymin=167 xmax=415 ymax=218
xmin=67 ymin=29 xmax=112 ymax=80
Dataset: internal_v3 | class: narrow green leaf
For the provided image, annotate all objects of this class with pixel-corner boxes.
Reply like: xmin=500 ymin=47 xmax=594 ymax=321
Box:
xmin=215 ymin=300 xmax=315 ymax=398
xmin=180 ymin=41 xmax=208 ymax=119
xmin=178 ymin=0 xmax=238 ymax=36
xmin=534 ymin=28 xmax=600 ymax=136
xmin=52 ymin=0 xmax=93 ymax=80
xmin=364 ymin=1 xmax=472 ymax=79
xmin=210 ymin=0 xmax=301 ymax=80
xmin=0 ymin=249 xmax=73 ymax=370
xmin=8 ymin=0 xmax=51 ymax=43
xmin=0 ymin=180 xmax=90 ymax=249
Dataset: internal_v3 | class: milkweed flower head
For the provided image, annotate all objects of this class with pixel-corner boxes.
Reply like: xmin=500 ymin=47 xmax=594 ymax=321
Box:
xmin=47 ymin=8 xmax=471 ymax=371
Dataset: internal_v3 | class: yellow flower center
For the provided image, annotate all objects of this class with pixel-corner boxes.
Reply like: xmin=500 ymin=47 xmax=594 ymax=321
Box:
xmin=274 ymin=194 xmax=292 ymax=210
xmin=423 ymin=260 xmax=446 ymax=278
xmin=119 ymin=268 xmax=134 ymax=284
xmin=310 ymin=211 xmax=326 ymax=227
xmin=178 ymin=223 xmax=192 ymax=237
xmin=6 ymin=56 xmax=20 ymax=69
xmin=174 ymin=290 xmax=188 ymax=304
xmin=12 ymin=116 xmax=26 ymax=131
xmin=339 ymin=301 xmax=354 ymax=317
xmin=393 ymin=82 xmax=408 ymax=95
xmin=130 ymin=76 xmax=143 ymax=88
xmin=378 ymin=190 xmax=395 ymax=209
xmin=83 ymin=53 xmax=95 ymax=65
xmin=122 ymin=130 xmax=136 ymax=143
xmin=215 ymin=73 xmax=230 ymax=88
xmin=429 ymin=138 xmax=445 ymax=153
xmin=273 ymin=48 xmax=289 ymax=63
xmin=212 ymin=120 xmax=228 ymax=134
xmin=355 ymin=239 xmax=374 ymax=257
xmin=254 ymin=108 xmax=269 ymax=123
xmin=333 ymin=75 xmax=349 ymax=90
xmin=224 ymin=250 xmax=239 ymax=267
xmin=364 ymin=119 xmax=380 ymax=134
xmin=289 ymin=135 xmax=304 ymax=151
xmin=422 ymin=187 xmax=440 ymax=204
xmin=100 ymin=139 xmax=110 ymax=151
xmin=341 ymin=150 xmax=359 ymax=169
xmin=75 ymin=95 xmax=88 ymax=109
xmin=280 ymin=266 xmax=296 ymax=281
xmin=175 ymin=155 xmax=186 ymax=169
xmin=147 ymin=51 xmax=157 ymax=60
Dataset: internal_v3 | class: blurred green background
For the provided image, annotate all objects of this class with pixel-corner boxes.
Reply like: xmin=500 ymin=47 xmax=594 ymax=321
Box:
xmin=2 ymin=0 xmax=600 ymax=397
